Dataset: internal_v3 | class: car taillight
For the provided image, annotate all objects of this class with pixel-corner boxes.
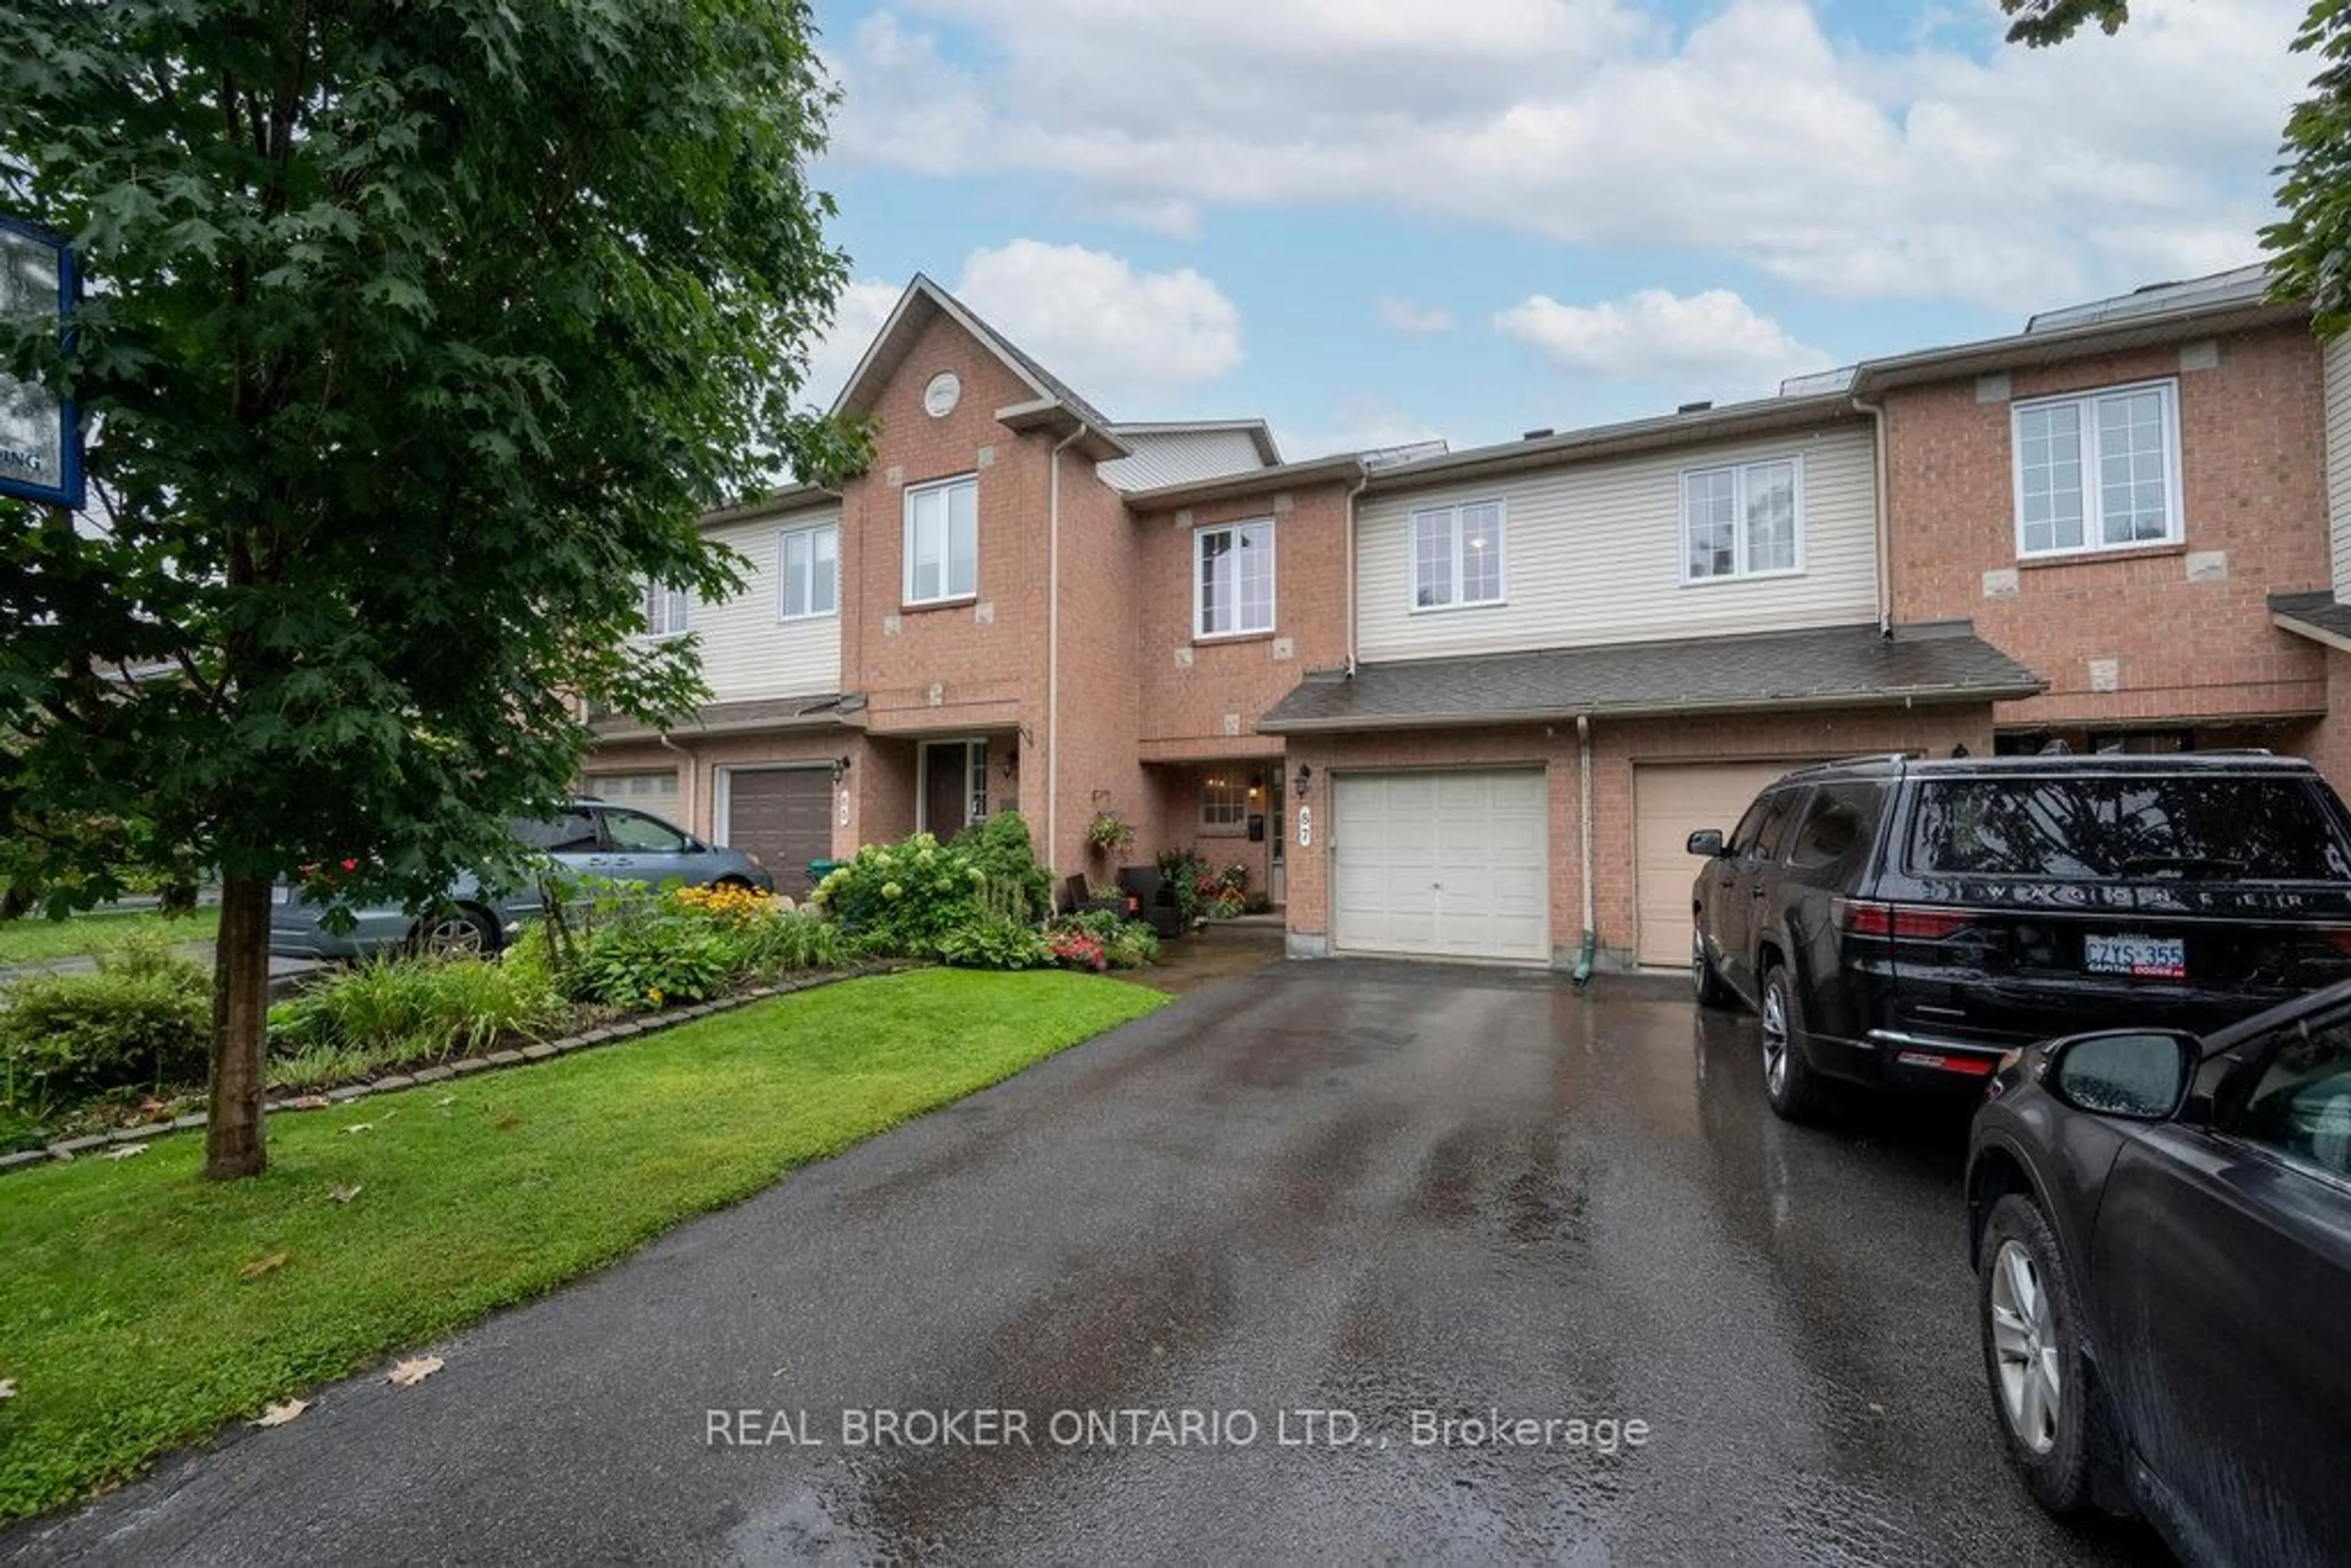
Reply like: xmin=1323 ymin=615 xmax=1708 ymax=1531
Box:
xmin=2323 ymin=928 xmax=2351 ymax=957
xmin=1835 ymin=898 xmax=1971 ymax=940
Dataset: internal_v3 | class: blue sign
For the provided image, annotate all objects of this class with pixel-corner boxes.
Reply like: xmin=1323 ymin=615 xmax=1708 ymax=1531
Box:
xmin=0 ymin=213 xmax=84 ymax=511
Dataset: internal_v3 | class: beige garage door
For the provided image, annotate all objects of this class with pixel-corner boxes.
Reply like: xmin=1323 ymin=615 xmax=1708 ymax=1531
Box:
xmin=1332 ymin=770 xmax=1548 ymax=961
xmin=1632 ymin=761 xmax=1815 ymax=967
xmin=585 ymin=769 xmax=680 ymax=814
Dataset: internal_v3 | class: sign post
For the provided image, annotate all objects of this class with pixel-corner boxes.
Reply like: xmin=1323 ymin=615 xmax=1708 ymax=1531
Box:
xmin=0 ymin=213 xmax=84 ymax=511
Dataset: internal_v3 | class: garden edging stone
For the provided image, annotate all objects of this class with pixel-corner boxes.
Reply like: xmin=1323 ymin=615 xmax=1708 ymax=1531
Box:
xmin=2 ymin=964 xmax=893 ymax=1175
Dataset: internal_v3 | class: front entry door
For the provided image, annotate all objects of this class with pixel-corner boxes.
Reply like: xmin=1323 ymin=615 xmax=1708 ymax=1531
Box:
xmin=920 ymin=740 xmax=988 ymax=839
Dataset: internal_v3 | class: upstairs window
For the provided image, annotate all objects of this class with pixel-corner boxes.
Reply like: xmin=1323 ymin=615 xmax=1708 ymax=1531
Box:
xmin=1196 ymin=519 xmax=1275 ymax=637
xmin=1411 ymin=500 xmax=1505 ymax=609
xmin=1684 ymin=459 xmax=1801 ymax=583
xmin=904 ymin=475 xmax=977 ymax=604
xmin=2013 ymin=381 xmax=2181 ymax=557
xmin=779 ymin=523 xmax=839 ymax=621
xmin=639 ymin=580 xmax=689 ymax=638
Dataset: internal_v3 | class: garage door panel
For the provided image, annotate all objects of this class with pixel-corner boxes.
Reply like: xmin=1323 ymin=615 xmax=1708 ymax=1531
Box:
xmin=723 ymin=768 xmax=833 ymax=899
xmin=1333 ymin=769 xmax=1549 ymax=962
xmin=1632 ymin=760 xmax=1813 ymax=968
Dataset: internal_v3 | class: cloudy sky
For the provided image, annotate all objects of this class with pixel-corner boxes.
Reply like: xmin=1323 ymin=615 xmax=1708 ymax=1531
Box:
xmin=798 ymin=0 xmax=2316 ymax=458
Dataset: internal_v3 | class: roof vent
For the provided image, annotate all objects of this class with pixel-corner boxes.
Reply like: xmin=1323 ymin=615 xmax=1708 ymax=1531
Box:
xmin=1521 ymin=427 xmax=1553 ymax=441
xmin=1678 ymin=400 xmax=1713 ymax=415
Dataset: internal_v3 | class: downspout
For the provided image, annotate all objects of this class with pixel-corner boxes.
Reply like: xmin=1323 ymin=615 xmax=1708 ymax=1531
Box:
xmin=1344 ymin=468 xmax=1370 ymax=673
xmin=1853 ymin=391 xmax=1892 ymax=637
xmin=1571 ymin=713 xmax=1598 ymax=986
xmin=1046 ymin=424 xmax=1086 ymax=877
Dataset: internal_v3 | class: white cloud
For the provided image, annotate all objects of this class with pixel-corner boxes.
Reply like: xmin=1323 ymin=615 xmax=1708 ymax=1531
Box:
xmin=1378 ymin=296 xmax=1455 ymax=334
xmin=798 ymin=278 xmax=906 ymax=410
xmin=953 ymin=239 xmax=1243 ymax=402
xmin=828 ymin=0 xmax=2309 ymax=308
xmin=1494 ymin=288 xmax=1826 ymax=391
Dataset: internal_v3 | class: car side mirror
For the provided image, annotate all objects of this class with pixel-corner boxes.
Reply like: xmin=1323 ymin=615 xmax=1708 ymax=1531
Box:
xmin=2042 ymin=1029 xmax=2199 ymax=1122
xmin=1686 ymin=829 xmax=1727 ymax=858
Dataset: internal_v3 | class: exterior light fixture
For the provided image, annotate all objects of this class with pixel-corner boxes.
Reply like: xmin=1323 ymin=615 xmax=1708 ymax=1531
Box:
xmin=1294 ymin=764 xmax=1313 ymax=798
xmin=831 ymin=754 xmax=852 ymax=785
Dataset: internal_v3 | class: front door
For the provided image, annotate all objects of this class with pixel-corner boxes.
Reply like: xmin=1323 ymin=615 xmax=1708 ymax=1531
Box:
xmin=920 ymin=740 xmax=988 ymax=839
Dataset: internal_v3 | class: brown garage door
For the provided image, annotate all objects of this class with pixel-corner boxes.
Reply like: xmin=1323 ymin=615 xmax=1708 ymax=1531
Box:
xmin=723 ymin=768 xmax=833 ymax=898
xmin=1632 ymin=761 xmax=1817 ymax=967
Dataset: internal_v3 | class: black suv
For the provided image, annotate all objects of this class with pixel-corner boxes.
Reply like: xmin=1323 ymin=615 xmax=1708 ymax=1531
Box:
xmin=1687 ymin=752 xmax=2351 ymax=1120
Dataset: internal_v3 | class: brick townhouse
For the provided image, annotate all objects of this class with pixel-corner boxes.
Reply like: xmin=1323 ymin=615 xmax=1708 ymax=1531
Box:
xmin=585 ymin=265 xmax=2351 ymax=970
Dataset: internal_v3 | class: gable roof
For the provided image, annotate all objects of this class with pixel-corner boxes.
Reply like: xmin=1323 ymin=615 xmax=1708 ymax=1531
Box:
xmin=830 ymin=275 xmax=1129 ymax=460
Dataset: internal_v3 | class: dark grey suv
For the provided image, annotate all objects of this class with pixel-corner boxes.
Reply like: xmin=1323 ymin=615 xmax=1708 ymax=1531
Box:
xmin=268 ymin=800 xmax=773 ymax=960
xmin=1688 ymin=752 xmax=2351 ymax=1120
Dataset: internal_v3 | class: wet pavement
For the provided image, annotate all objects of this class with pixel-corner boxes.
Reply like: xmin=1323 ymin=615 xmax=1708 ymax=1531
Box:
xmin=6 ymin=962 xmax=2167 ymax=1564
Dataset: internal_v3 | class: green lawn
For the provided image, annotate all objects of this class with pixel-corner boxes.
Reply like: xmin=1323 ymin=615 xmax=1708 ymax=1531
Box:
xmin=0 ymin=907 xmax=220 ymax=967
xmin=0 ymin=967 xmax=1164 ymax=1523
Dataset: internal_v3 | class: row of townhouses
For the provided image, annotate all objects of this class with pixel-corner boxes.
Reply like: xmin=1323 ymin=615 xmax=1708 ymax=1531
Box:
xmin=585 ymin=264 xmax=2351 ymax=972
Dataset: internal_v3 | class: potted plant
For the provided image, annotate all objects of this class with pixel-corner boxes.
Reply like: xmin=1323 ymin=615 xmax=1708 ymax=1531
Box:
xmin=1086 ymin=809 xmax=1136 ymax=860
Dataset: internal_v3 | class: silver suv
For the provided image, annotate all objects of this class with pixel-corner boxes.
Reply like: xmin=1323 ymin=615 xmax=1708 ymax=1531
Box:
xmin=267 ymin=800 xmax=774 ymax=959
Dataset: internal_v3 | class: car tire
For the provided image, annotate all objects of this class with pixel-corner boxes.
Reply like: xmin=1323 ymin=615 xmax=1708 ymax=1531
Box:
xmin=411 ymin=905 xmax=498 ymax=959
xmin=1759 ymin=962 xmax=1823 ymax=1122
xmin=711 ymin=876 xmax=756 ymax=893
xmin=1979 ymin=1193 xmax=2096 ymax=1517
xmin=1693 ymin=932 xmax=1736 ymax=1010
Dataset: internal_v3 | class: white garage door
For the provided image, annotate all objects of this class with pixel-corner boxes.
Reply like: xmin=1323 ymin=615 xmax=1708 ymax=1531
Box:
xmin=1632 ymin=761 xmax=1814 ymax=968
xmin=1332 ymin=770 xmax=1548 ymax=961
xmin=585 ymin=769 xmax=681 ymax=814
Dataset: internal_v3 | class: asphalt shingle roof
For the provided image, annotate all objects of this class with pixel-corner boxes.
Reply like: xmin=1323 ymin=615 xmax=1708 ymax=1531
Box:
xmin=2270 ymin=589 xmax=2351 ymax=643
xmin=1259 ymin=621 xmax=2044 ymax=732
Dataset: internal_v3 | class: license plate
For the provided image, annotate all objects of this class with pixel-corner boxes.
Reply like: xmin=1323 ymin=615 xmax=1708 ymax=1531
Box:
xmin=2085 ymin=932 xmax=2184 ymax=979
xmin=269 ymin=885 xmax=290 ymax=906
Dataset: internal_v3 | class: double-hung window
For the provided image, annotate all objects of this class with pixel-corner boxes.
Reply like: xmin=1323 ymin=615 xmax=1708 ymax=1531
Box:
xmin=1410 ymin=500 xmax=1505 ymax=610
xmin=778 ymin=522 xmax=839 ymax=621
xmin=1200 ymin=773 xmax=1250 ymax=830
xmin=2012 ymin=381 xmax=2181 ymax=557
xmin=1195 ymin=519 xmax=1275 ymax=638
xmin=639 ymin=580 xmax=689 ymax=638
xmin=904 ymin=475 xmax=977 ymax=604
xmin=1683 ymin=458 xmax=1801 ymax=583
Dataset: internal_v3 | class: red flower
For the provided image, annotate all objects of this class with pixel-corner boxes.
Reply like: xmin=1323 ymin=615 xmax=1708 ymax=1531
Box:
xmin=339 ymin=858 xmax=359 ymax=872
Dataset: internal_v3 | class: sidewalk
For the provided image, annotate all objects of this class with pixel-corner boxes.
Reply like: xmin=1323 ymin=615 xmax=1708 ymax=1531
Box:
xmin=0 ymin=942 xmax=322 ymax=993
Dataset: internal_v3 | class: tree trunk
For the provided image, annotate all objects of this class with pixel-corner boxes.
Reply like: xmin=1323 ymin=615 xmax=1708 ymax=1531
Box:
xmin=203 ymin=876 xmax=272 ymax=1179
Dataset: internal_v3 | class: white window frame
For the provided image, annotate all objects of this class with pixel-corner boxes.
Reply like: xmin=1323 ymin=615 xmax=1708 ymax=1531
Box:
xmin=637 ymin=580 xmax=689 ymax=640
xmin=2010 ymin=378 xmax=2184 ymax=560
xmin=1408 ymin=499 xmax=1509 ymax=613
xmin=1193 ymin=517 xmax=1277 ymax=640
xmin=1199 ymin=771 xmax=1252 ymax=832
xmin=1679 ymin=456 xmax=1807 ymax=587
xmin=777 ymin=522 xmax=839 ymax=622
xmin=902 ymin=474 xmax=978 ymax=607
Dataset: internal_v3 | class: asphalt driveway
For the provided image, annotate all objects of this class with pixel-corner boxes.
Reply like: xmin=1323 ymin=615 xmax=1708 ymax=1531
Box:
xmin=6 ymin=961 xmax=2163 ymax=1564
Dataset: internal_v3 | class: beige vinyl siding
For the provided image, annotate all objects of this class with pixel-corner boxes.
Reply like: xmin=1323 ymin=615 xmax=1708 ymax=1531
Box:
xmin=694 ymin=503 xmax=843 ymax=702
xmin=1098 ymin=429 xmax=1270 ymax=490
xmin=1357 ymin=423 xmax=1878 ymax=662
xmin=2328 ymin=337 xmax=2351 ymax=602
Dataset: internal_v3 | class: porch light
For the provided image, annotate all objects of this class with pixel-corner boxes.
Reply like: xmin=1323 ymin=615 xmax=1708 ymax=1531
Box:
xmin=831 ymin=754 xmax=852 ymax=785
xmin=1002 ymin=746 xmax=1019 ymax=779
xmin=1294 ymin=764 xmax=1313 ymax=799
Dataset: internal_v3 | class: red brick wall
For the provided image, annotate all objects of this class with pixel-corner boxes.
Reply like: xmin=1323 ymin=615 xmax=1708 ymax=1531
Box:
xmin=1049 ymin=443 xmax=1144 ymax=877
xmin=839 ymin=312 xmax=1049 ymax=746
xmin=1283 ymin=705 xmax=1990 ymax=967
xmin=1886 ymin=325 xmax=2330 ymax=729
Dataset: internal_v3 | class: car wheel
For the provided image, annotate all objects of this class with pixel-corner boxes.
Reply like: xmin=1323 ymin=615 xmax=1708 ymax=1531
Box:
xmin=1693 ymin=932 xmax=1736 ymax=1010
xmin=1759 ymin=962 xmax=1823 ymax=1122
xmin=711 ymin=876 xmax=755 ymax=892
xmin=413 ymin=906 xmax=497 ymax=959
xmin=1979 ymin=1194 xmax=2095 ymax=1517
